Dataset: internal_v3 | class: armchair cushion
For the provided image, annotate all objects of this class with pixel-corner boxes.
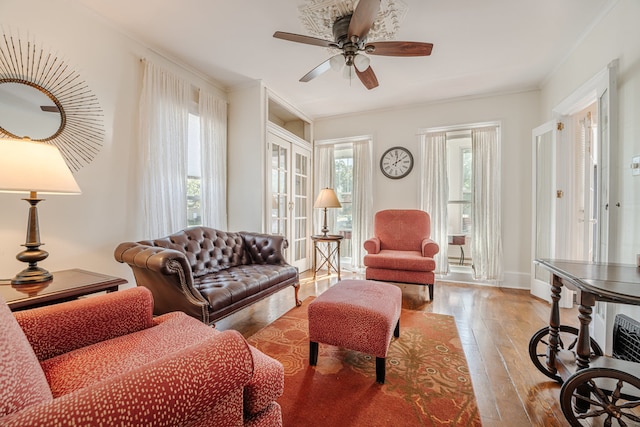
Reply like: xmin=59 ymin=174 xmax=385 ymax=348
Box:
xmin=363 ymin=249 xmax=436 ymax=271
xmin=41 ymin=310 xmax=216 ymax=397
xmin=0 ymin=298 xmax=52 ymax=417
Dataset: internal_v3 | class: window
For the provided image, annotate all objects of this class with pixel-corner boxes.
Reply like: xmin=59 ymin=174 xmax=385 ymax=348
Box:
xmin=334 ymin=144 xmax=353 ymax=260
xmin=447 ymin=135 xmax=472 ymax=236
xmin=187 ymin=112 xmax=202 ymax=226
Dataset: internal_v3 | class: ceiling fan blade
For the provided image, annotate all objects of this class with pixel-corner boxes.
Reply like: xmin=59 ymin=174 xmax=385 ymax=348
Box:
xmin=300 ymin=58 xmax=332 ymax=82
xmin=355 ymin=66 xmax=379 ymax=90
xmin=366 ymin=41 xmax=434 ymax=57
xmin=273 ymin=31 xmax=335 ymax=48
xmin=348 ymin=0 xmax=381 ymax=41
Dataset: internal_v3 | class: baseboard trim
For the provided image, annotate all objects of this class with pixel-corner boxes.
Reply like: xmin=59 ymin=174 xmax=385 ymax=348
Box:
xmin=438 ymin=269 xmax=530 ymax=290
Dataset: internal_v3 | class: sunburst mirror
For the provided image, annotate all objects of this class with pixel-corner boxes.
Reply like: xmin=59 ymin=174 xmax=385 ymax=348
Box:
xmin=0 ymin=31 xmax=104 ymax=171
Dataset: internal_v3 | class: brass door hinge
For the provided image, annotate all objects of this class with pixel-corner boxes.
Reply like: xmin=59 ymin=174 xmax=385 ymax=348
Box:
xmin=557 ymin=122 xmax=564 ymax=131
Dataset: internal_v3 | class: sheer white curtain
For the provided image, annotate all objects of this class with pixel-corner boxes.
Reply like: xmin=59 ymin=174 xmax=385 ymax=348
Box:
xmin=420 ymin=132 xmax=449 ymax=274
xmin=471 ymin=127 xmax=503 ymax=281
xmin=139 ymin=60 xmax=190 ymax=237
xmin=351 ymin=139 xmax=373 ymax=270
xmin=314 ymin=144 xmax=335 ymax=235
xmin=199 ymin=90 xmax=227 ymax=229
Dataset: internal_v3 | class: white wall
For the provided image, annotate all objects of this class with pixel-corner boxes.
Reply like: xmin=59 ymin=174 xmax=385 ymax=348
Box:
xmin=315 ymin=91 xmax=541 ymax=288
xmin=540 ymin=0 xmax=640 ymax=325
xmin=0 ymin=0 xmax=226 ymax=286
xmin=540 ymin=0 xmax=640 ymax=266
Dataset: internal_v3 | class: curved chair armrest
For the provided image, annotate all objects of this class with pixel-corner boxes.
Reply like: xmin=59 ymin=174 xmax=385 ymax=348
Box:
xmin=14 ymin=287 xmax=155 ymax=361
xmin=1 ymin=330 xmax=255 ymax=427
xmin=421 ymin=238 xmax=440 ymax=258
xmin=363 ymin=237 xmax=381 ymax=254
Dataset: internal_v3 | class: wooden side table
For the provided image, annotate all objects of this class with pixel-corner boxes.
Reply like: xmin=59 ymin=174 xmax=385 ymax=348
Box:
xmin=311 ymin=234 xmax=344 ymax=280
xmin=448 ymin=234 xmax=466 ymax=265
xmin=0 ymin=268 xmax=127 ymax=311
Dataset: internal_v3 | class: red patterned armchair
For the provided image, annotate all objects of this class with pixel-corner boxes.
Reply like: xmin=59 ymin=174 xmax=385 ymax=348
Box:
xmin=363 ymin=209 xmax=439 ymax=300
xmin=0 ymin=286 xmax=284 ymax=426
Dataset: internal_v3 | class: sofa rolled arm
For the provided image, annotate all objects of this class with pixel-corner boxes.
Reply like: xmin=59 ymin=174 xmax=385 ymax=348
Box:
xmin=0 ymin=330 xmax=256 ymax=427
xmin=363 ymin=237 xmax=381 ymax=254
xmin=421 ymin=238 xmax=440 ymax=258
xmin=115 ymin=242 xmax=193 ymax=276
xmin=240 ymin=231 xmax=288 ymax=265
xmin=14 ymin=287 xmax=155 ymax=361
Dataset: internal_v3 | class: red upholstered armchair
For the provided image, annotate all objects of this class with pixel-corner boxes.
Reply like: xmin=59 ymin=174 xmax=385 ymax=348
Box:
xmin=0 ymin=286 xmax=284 ymax=426
xmin=363 ymin=209 xmax=439 ymax=300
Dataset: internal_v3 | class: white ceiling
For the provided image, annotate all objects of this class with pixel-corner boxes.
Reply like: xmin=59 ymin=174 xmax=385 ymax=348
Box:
xmin=72 ymin=0 xmax=616 ymax=119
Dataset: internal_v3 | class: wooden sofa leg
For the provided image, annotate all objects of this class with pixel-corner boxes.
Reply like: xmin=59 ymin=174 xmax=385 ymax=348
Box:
xmin=294 ymin=283 xmax=302 ymax=306
xmin=394 ymin=320 xmax=400 ymax=338
xmin=428 ymin=284 xmax=434 ymax=301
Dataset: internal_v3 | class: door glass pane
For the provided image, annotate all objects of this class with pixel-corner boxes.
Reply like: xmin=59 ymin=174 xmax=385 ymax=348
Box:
xmin=535 ymin=130 xmax=554 ymax=283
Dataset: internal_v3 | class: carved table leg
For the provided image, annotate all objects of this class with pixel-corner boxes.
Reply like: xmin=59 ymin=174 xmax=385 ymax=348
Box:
xmin=546 ymin=274 xmax=563 ymax=376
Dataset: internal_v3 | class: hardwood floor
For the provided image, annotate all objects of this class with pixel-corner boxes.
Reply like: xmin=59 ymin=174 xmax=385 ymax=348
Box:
xmin=215 ymin=270 xmax=578 ymax=426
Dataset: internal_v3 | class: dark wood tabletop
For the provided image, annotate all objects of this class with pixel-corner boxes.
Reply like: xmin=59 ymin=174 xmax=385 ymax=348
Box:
xmin=0 ymin=268 xmax=127 ymax=311
xmin=535 ymin=259 xmax=640 ymax=305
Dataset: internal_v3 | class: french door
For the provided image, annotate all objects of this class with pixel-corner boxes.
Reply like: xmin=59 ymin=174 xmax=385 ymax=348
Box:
xmin=267 ymin=124 xmax=312 ymax=271
xmin=531 ymin=61 xmax=617 ymax=352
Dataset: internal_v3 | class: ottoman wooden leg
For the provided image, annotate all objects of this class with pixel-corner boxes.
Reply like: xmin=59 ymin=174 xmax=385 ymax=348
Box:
xmin=310 ymin=341 xmax=319 ymax=366
xmin=376 ymin=357 xmax=386 ymax=384
xmin=394 ymin=320 xmax=400 ymax=338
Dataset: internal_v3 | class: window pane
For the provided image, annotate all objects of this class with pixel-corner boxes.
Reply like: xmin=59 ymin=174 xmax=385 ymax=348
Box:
xmin=187 ymin=113 xmax=202 ymax=226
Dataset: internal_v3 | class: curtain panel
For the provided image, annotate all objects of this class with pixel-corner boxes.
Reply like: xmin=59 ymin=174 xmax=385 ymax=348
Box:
xmin=351 ymin=139 xmax=373 ymax=270
xmin=471 ymin=127 xmax=503 ymax=281
xmin=139 ymin=60 xmax=190 ymax=237
xmin=420 ymin=132 xmax=449 ymax=274
xmin=199 ymin=90 xmax=228 ymax=230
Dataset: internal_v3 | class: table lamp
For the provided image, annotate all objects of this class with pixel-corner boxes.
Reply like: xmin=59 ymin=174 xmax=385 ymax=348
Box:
xmin=314 ymin=188 xmax=342 ymax=237
xmin=0 ymin=138 xmax=81 ymax=285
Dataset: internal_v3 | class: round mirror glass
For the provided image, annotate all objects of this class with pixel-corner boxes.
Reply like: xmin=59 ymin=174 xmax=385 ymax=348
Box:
xmin=0 ymin=81 xmax=63 ymax=140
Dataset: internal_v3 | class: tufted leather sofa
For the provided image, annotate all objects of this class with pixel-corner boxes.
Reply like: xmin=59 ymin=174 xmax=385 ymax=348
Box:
xmin=114 ymin=226 xmax=301 ymax=325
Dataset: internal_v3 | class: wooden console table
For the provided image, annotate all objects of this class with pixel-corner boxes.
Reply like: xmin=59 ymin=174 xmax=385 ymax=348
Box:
xmin=0 ymin=268 xmax=127 ymax=311
xmin=311 ymin=234 xmax=344 ymax=280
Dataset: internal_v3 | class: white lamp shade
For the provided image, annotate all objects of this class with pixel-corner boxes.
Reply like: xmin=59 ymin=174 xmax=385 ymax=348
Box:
xmin=330 ymin=54 xmax=344 ymax=72
xmin=0 ymin=138 xmax=81 ymax=194
xmin=354 ymin=54 xmax=370 ymax=72
xmin=314 ymin=188 xmax=342 ymax=209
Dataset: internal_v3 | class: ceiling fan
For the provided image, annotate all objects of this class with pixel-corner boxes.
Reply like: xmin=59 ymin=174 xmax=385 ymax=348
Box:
xmin=273 ymin=0 xmax=433 ymax=90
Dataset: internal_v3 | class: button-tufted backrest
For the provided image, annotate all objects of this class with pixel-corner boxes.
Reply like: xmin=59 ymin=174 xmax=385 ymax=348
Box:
xmin=139 ymin=227 xmax=250 ymax=277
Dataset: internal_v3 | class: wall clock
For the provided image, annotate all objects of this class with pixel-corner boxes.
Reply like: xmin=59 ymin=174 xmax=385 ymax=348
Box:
xmin=380 ymin=146 xmax=414 ymax=179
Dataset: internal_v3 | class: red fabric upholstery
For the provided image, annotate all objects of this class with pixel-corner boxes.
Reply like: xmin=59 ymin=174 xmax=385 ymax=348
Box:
xmin=308 ymin=280 xmax=402 ymax=358
xmin=1 ymin=286 xmax=284 ymax=426
xmin=363 ymin=210 xmax=439 ymax=299
xmin=0 ymin=297 xmax=52 ymax=417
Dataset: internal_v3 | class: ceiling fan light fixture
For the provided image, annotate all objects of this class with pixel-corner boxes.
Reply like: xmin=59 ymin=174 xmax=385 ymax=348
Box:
xmin=354 ymin=54 xmax=370 ymax=72
xmin=330 ymin=54 xmax=344 ymax=72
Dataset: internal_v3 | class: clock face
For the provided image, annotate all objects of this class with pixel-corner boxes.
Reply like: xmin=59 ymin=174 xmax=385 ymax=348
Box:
xmin=380 ymin=146 xmax=414 ymax=179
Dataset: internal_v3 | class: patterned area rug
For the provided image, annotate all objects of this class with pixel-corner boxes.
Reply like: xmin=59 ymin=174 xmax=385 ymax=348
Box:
xmin=247 ymin=298 xmax=482 ymax=426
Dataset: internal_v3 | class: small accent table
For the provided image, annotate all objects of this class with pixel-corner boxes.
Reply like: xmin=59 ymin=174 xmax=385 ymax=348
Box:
xmin=0 ymin=268 xmax=127 ymax=311
xmin=448 ymin=234 xmax=466 ymax=265
xmin=311 ymin=234 xmax=344 ymax=280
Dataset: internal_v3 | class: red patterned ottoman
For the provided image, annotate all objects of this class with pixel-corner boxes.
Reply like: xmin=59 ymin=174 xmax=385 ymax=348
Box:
xmin=308 ymin=279 xmax=402 ymax=384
